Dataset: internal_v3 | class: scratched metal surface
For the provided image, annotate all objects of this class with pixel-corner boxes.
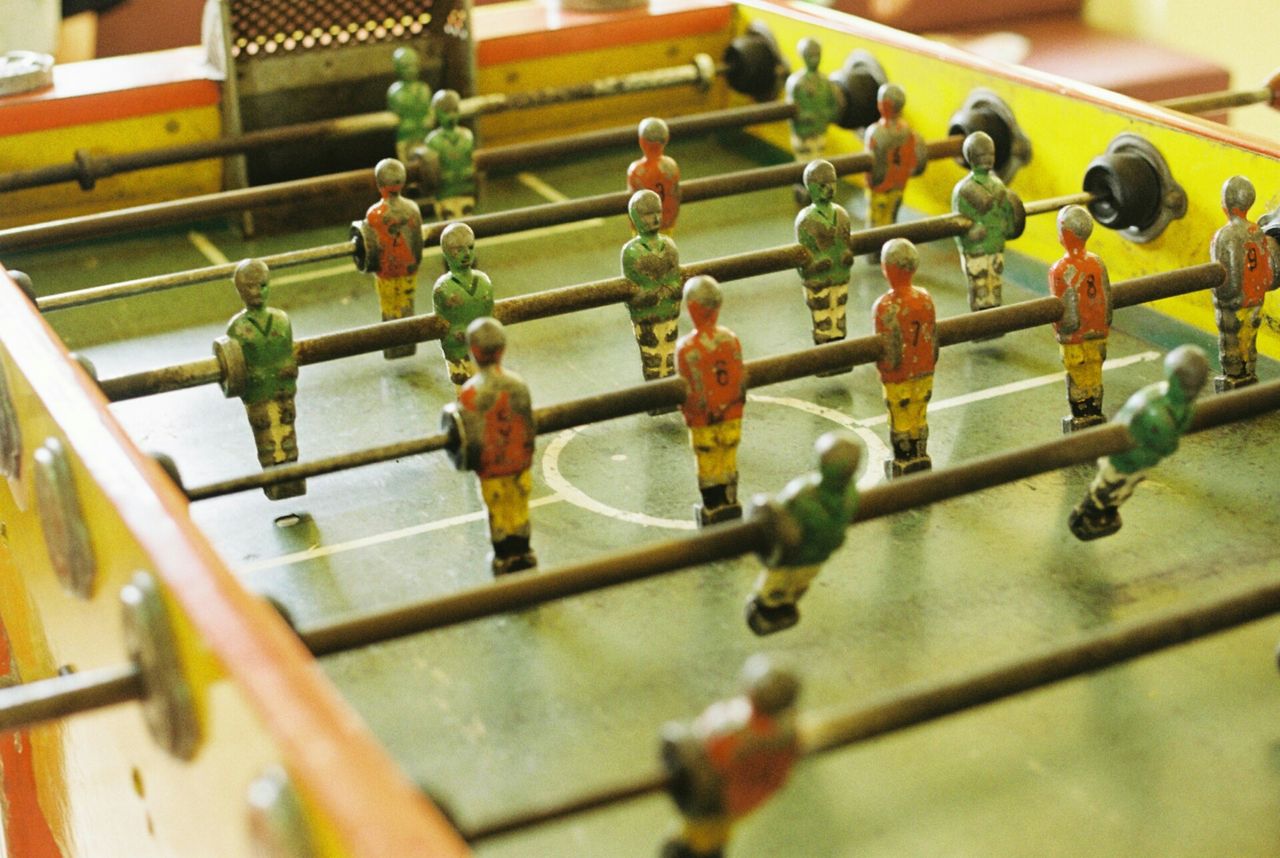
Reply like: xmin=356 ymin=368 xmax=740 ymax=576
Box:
xmin=11 ymin=134 xmax=1280 ymax=857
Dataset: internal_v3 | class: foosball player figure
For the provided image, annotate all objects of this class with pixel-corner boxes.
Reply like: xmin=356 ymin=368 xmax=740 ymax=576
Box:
xmin=442 ymin=318 xmax=537 ymax=574
xmin=432 ymin=223 xmax=494 ymax=392
xmin=214 ymin=259 xmax=305 ymax=500
xmin=784 ymin=38 xmax=840 ymax=163
xmin=628 ymin=117 xmax=681 ymax=233
xmin=423 ymin=89 xmax=477 ymax=221
xmin=794 ymin=159 xmax=853 ymax=349
xmin=677 ymin=276 xmax=746 ymax=527
xmin=1050 ymin=205 xmax=1113 ymax=433
xmin=952 ymin=131 xmax=1025 ymax=314
xmin=351 ymin=158 xmax=424 ymax=360
xmin=386 ymin=46 xmax=433 ymax=165
xmin=873 ymin=238 xmax=936 ymax=477
xmin=1067 ymin=345 xmax=1209 ymax=541
xmin=744 ymin=432 xmax=860 ymax=636
xmin=863 ymin=83 xmax=925 ymax=229
xmin=1209 ymin=175 xmax=1280 ymax=392
xmin=659 ymin=656 xmax=801 ymax=858
xmin=784 ymin=38 xmax=842 ymax=206
xmin=622 ymin=189 xmax=683 ymax=386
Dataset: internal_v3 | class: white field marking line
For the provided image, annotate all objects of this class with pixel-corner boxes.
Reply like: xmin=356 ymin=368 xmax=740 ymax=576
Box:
xmin=241 ymin=350 xmax=1165 ymax=570
xmin=853 ymin=351 xmax=1163 ymax=428
xmin=542 ymin=427 xmax=698 ymax=531
xmin=517 ymin=171 xmax=607 ymax=225
xmin=236 ymin=494 xmax=565 ymax=574
xmin=187 ymin=230 xmax=230 ymax=265
xmin=745 ymin=395 xmax=893 ymax=492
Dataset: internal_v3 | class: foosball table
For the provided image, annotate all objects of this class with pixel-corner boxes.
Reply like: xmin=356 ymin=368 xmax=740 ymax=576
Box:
xmin=2 ymin=1 xmax=1279 ymax=856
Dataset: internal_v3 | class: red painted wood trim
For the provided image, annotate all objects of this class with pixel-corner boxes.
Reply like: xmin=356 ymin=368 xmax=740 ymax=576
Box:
xmin=0 ymin=620 xmax=65 ymax=858
xmin=0 ymin=80 xmax=221 ymax=136
xmin=476 ymin=2 xmax=732 ymax=66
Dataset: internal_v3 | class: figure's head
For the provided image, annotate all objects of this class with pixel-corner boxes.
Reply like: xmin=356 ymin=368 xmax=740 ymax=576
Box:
xmin=466 ymin=317 xmax=506 ymax=368
xmin=1221 ymin=175 xmax=1255 ymax=217
xmin=1163 ymin=344 xmax=1209 ymax=401
xmin=803 ymin=158 xmax=837 ymax=206
xmin=880 ymin=237 xmax=919 ymax=287
xmin=963 ymin=131 xmax=996 ymax=172
xmin=798 ymin=37 xmax=821 ymax=72
xmin=628 ymin=189 xmax=663 ymax=235
xmin=877 ymin=82 xmax=905 ymax=119
xmin=392 ymin=46 xmax=420 ymax=81
xmin=374 ymin=157 xmax=407 ymax=195
xmin=637 ymin=117 xmax=669 ymax=158
xmin=432 ymin=89 xmax=461 ymax=127
xmin=441 ymin=222 xmax=475 ymax=270
xmin=683 ymin=275 xmax=722 ymax=330
xmin=815 ymin=431 xmax=861 ymax=489
xmin=234 ymin=258 xmax=270 ymax=309
xmin=1057 ymin=204 xmax=1093 ymax=252
xmin=741 ymin=655 xmax=799 ymax=716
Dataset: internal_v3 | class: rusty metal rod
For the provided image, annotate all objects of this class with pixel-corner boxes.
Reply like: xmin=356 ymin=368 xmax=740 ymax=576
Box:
xmin=13 ymin=101 xmax=798 ymax=260
xmin=2 ymin=377 xmax=1275 ymax=740
xmin=1157 ymin=79 xmax=1278 ymax=115
xmin=37 ymin=136 xmax=960 ymax=314
xmin=463 ymin=468 xmax=1280 ymax=842
xmin=0 ymin=664 xmax=144 ymax=734
xmin=0 ymin=113 xmax=397 ymax=195
xmin=182 ymin=263 xmax=1225 ymax=502
xmin=98 ymin=210 xmax=969 ymax=402
xmin=0 ymin=56 xmax=738 ymax=196
xmin=300 ymin=374 xmax=1280 ymax=655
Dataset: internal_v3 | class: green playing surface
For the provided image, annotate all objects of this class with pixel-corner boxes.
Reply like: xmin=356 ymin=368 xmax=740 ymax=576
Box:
xmin=11 ymin=133 xmax=1280 ymax=857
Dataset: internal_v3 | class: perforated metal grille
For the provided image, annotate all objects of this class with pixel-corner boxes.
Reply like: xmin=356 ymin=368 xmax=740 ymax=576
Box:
xmin=229 ymin=0 xmax=438 ymax=58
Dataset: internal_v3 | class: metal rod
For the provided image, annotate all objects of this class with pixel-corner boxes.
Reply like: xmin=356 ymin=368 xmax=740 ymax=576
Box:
xmin=0 ymin=664 xmax=144 ymax=733
xmin=461 ymin=55 xmax=716 ymax=117
xmin=11 ymin=100 xmax=774 ymax=257
xmin=294 ymin=278 xmax=1251 ymax=660
xmin=1023 ymin=191 xmax=1096 ymax=217
xmin=179 ymin=261 xmax=1224 ymax=501
xmin=97 ymin=210 xmax=971 ymax=403
xmin=0 ymin=55 xmax=738 ymax=196
xmin=36 ymin=134 xmax=958 ymax=314
xmin=0 ymin=113 xmax=398 ymax=195
xmin=3 ymin=378 xmax=1275 ymax=741
xmin=463 ymin=533 xmax=1280 ymax=841
xmin=1156 ymin=87 xmax=1275 ymax=115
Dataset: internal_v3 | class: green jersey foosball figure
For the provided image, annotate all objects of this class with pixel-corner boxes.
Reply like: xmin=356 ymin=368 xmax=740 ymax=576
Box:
xmin=952 ymin=131 xmax=1025 ymax=315
xmin=744 ymin=432 xmax=860 ymax=636
xmin=1068 ymin=345 xmax=1210 ymax=541
xmin=423 ymin=89 xmax=477 ymax=222
xmin=432 ymin=223 xmax=495 ymax=392
xmin=659 ymin=656 xmax=801 ymax=858
xmin=622 ymin=189 xmax=683 ymax=390
xmin=794 ymin=159 xmax=853 ymax=349
xmin=214 ymin=259 xmax=304 ymax=501
xmin=386 ymin=46 xmax=433 ymax=165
